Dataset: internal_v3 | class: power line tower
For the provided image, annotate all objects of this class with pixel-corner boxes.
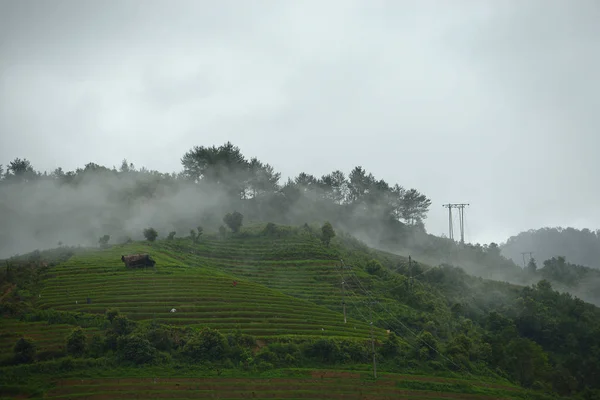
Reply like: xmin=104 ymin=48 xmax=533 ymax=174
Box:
xmin=442 ymin=203 xmax=470 ymax=244
xmin=521 ymin=252 xmax=534 ymax=268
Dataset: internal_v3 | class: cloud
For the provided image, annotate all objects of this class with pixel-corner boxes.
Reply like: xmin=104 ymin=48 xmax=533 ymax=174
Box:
xmin=1 ymin=0 xmax=599 ymax=245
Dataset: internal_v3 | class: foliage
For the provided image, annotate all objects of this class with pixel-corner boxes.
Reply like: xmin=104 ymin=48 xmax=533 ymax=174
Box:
xmin=223 ymin=211 xmax=243 ymax=233
xmin=183 ymin=328 xmax=229 ymax=362
xmin=98 ymin=235 xmax=110 ymax=249
xmin=66 ymin=327 xmax=87 ymax=357
xmin=13 ymin=337 xmax=36 ymax=364
xmin=321 ymin=221 xmax=335 ymax=247
xmin=143 ymin=227 xmax=158 ymax=242
xmin=116 ymin=334 xmax=157 ymax=365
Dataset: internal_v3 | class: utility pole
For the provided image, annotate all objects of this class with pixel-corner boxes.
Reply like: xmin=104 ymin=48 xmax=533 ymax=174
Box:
xmin=408 ymin=255 xmax=413 ymax=291
xmin=340 ymin=259 xmax=352 ymax=324
xmin=520 ymin=252 xmax=534 ymax=268
xmin=442 ymin=203 xmax=470 ymax=244
xmin=368 ymin=301 xmax=378 ymax=379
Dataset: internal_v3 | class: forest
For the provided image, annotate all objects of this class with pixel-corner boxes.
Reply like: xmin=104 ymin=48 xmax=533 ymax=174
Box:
xmin=501 ymin=227 xmax=600 ymax=270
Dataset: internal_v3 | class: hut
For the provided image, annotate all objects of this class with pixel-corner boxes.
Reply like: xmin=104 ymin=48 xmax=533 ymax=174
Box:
xmin=121 ymin=254 xmax=156 ymax=269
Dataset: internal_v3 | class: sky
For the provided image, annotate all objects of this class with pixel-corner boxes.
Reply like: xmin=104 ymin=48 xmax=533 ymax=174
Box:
xmin=1 ymin=0 xmax=599 ymax=246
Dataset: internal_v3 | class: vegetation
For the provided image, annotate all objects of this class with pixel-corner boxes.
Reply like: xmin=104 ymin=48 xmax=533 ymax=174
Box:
xmin=1 ymin=143 xmax=599 ymax=399
xmin=143 ymin=228 xmax=158 ymax=242
xmin=501 ymin=227 xmax=600 ymax=270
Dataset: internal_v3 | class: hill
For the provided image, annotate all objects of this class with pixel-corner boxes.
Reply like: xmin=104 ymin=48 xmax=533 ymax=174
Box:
xmin=501 ymin=227 xmax=600 ymax=270
xmin=2 ymin=223 xmax=600 ymax=399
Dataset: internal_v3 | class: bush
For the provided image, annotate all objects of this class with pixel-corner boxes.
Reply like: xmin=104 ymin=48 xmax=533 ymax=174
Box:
xmin=66 ymin=327 xmax=87 ymax=357
xmin=143 ymin=227 xmax=158 ymax=242
xmin=264 ymin=222 xmax=278 ymax=236
xmin=183 ymin=328 xmax=229 ymax=362
xmin=366 ymin=259 xmax=384 ymax=276
xmin=321 ymin=222 xmax=335 ymax=247
xmin=223 ymin=211 xmax=243 ymax=233
xmin=117 ymin=334 xmax=157 ymax=365
xmin=13 ymin=337 xmax=36 ymax=364
xmin=105 ymin=308 xmax=120 ymax=323
xmin=98 ymin=235 xmax=110 ymax=249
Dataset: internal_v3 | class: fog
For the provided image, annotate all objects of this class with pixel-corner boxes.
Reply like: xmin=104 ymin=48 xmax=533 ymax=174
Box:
xmin=2 ymin=1 xmax=600 ymax=247
xmin=0 ymin=171 xmax=231 ymax=258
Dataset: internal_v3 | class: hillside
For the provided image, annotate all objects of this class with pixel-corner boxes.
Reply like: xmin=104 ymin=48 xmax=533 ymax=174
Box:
xmin=501 ymin=227 xmax=600 ymax=270
xmin=3 ymin=223 xmax=600 ymax=399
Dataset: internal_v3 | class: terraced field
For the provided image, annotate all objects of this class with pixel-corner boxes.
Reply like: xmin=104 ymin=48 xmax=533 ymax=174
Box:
xmin=0 ymin=319 xmax=100 ymax=355
xmin=44 ymin=370 xmax=525 ymax=400
xmin=34 ymin=238 xmax=386 ymax=340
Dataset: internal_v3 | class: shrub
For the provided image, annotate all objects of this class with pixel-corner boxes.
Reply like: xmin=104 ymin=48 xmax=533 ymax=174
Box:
xmin=264 ymin=222 xmax=278 ymax=236
xmin=366 ymin=259 xmax=384 ymax=276
xmin=117 ymin=334 xmax=157 ymax=365
xmin=223 ymin=211 xmax=243 ymax=233
xmin=143 ymin=227 xmax=158 ymax=242
xmin=183 ymin=328 xmax=228 ymax=362
xmin=105 ymin=308 xmax=120 ymax=323
xmin=13 ymin=337 xmax=36 ymax=364
xmin=321 ymin=222 xmax=335 ymax=247
xmin=98 ymin=235 xmax=110 ymax=249
xmin=66 ymin=327 xmax=87 ymax=357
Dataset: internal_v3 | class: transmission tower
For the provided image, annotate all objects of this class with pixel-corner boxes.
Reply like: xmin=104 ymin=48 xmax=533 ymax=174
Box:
xmin=442 ymin=203 xmax=469 ymax=244
xmin=521 ymin=252 xmax=534 ymax=268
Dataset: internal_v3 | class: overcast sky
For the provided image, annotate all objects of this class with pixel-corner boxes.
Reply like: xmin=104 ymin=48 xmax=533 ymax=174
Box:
xmin=1 ymin=0 xmax=598 ymax=245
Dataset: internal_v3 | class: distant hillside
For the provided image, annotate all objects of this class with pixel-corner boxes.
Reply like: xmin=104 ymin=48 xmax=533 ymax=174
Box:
xmin=500 ymin=227 xmax=600 ymax=269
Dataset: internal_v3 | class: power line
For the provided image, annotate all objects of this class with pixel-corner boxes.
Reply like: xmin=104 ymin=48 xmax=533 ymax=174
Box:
xmin=442 ymin=203 xmax=470 ymax=244
xmin=343 ymin=265 xmax=483 ymax=382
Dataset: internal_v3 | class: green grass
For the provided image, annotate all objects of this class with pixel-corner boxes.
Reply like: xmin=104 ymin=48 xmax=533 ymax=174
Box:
xmin=34 ymin=237 xmax=387 ymax=340
xmin=0 ymin=229 xmax=554 ymax=400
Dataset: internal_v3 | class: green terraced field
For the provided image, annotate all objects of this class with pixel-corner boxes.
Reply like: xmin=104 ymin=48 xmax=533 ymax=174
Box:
xmin=0 ymin=231 xmax=547 ymax=400
xmin=42 ymin=369 xmax=525 ymax=400
xmin=0 ymin=319 xmax=100 ymax=355
xmin=34 ymin=237 xmax=387 ymax=340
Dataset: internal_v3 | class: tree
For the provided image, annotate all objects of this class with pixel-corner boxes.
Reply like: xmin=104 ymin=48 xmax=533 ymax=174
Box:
xmin=183 ymin=328 xmax=228 ymax=362
xmin=366 ymin=259 xmax=384 ymax=276
xmin=400 ymin=188 xmax=432 ymax=225
xmin=167 ymin=231 xmax=176 ymax=240
xmin=66 ymin=327 xmax=87 ymax=357
xmin=321 ymin=222 xmax=335 ymax=247
xmin=319 ymin=170 xmax=348 ymax=204
xmin=13 ymin=337 xmax=36 ymax=363
xmin=223 ymin=211 xmax=243 ymax=233
xmin=196 ymin=226 xmax=203 ymax=241
xmin=5 ymin=158 xmax=37 ymax=182
xmin=347 ymin=166 xmax=375 ymax=203
xmin=117 ymin=334 xmax=157 ymax=365
xmin=143 ymin=227 xmax=158 ymax=242
xmin=98 ymin=235 xmax=110 ymax=249
xmin=246 ymin=157 xmax=281 ymax=198
xmin=181 ymin=142 xmax=249 ymax=198
xmin=527 ymin=258 xmax=538 ymax=274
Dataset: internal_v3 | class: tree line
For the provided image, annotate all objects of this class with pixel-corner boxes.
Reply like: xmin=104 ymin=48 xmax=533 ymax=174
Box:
xmin=0 ymin=142 xmax=432 ymax=241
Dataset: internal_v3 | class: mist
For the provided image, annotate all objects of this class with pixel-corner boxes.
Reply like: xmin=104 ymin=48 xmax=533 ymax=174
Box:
xmin=0 ymin=170 xmax=234 ymax=258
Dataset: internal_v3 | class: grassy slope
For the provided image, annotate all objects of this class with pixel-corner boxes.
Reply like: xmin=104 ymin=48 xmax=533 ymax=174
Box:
xmin=0 ymin=226 xmax=549 ymax=400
